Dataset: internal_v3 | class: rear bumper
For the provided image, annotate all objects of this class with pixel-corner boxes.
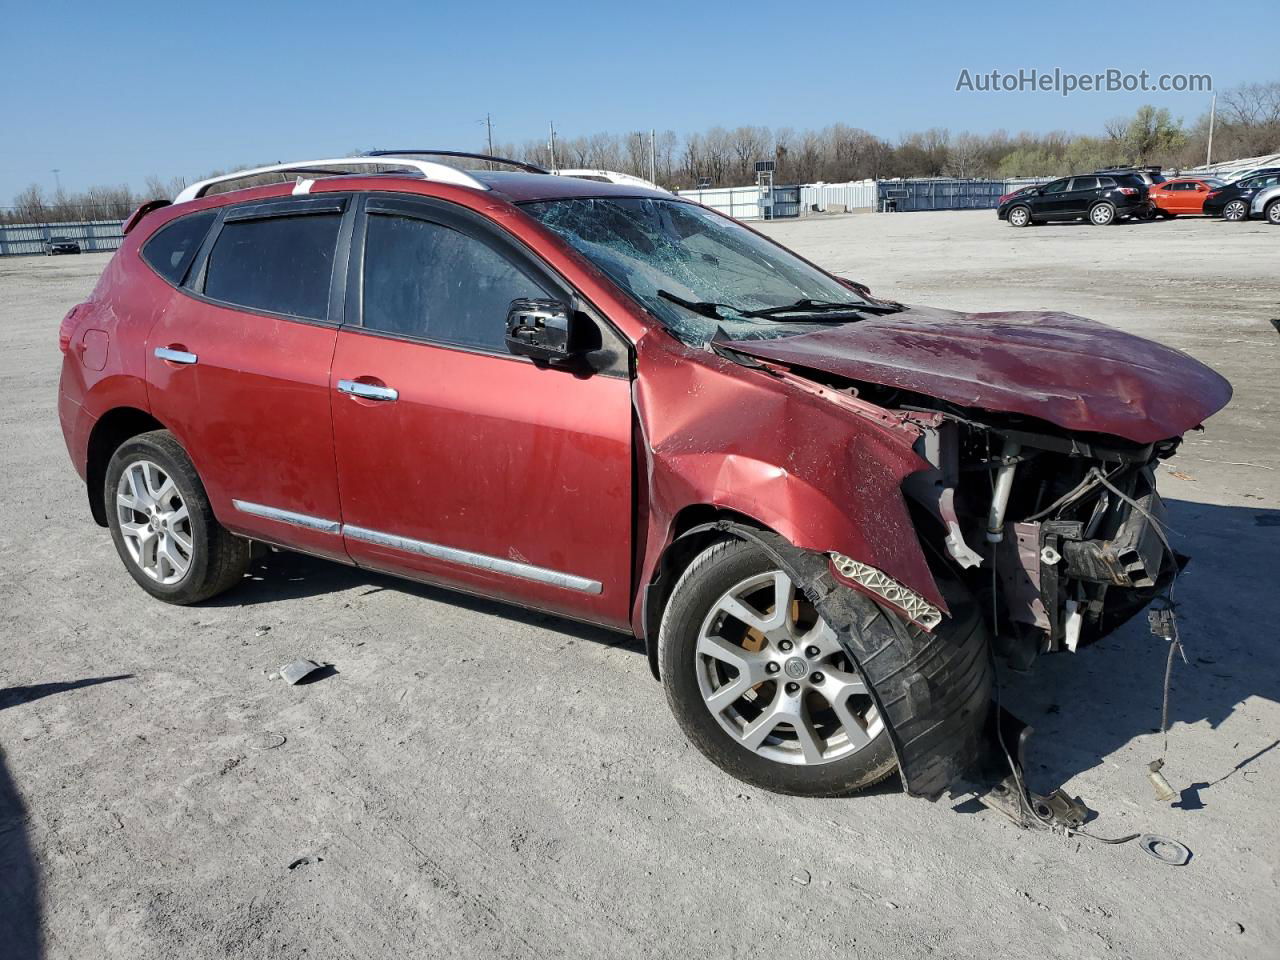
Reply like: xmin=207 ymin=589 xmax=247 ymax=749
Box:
xmin=58 ymin=388 xmax=92 ymax=481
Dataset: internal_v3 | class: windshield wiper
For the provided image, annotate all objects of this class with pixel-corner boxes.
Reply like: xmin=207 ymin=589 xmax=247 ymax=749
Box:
xmin=658 ymin=289 xmax=872 ymax=325
xmin=743 ymin=298 xmax=903 ymax=317
xmin=657 ymin=289 xmax=741 ymax=320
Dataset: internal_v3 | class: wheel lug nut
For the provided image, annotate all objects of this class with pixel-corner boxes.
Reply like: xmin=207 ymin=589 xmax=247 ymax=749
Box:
xmin=785 ymin=682 xmax=800 ymax=695
xmin=766 ymin=662 xmax=780 ymax=674
xmin=779 ymin=640 xmax=793 ymax=651
xmin=811 ymin=672 xmax=825 ymax=684
xmin=805 ymin=646 xmax=820 ymax=658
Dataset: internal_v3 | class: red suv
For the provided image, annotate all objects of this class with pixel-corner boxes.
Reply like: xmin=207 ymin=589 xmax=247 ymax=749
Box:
xmin=58 ymin=152 xmax=1231 ymax=802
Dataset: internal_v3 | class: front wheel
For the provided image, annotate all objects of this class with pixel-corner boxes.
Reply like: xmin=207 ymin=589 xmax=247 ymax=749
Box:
xmin=658 ymin=539 xmax=896 ymax=796
xmin=105 ymin=430 xmax=250 ymax=604
xmin=1007 ymin=205 xmax=1031 ymax=228
xmin=1089 ymin=202 xmax=1116 ymax=225
xmin=1223 ymin=199 xmax=1249 ymax=222
xmin=1265 ymin=199 xmax=1280 ymax=225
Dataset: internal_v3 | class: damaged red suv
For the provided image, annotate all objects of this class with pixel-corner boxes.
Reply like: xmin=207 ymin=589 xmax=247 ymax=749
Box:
xmin=58 ymin=152 xmax=1231 ymax=800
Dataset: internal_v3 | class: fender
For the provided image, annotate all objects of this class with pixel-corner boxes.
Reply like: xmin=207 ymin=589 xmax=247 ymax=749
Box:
xmin=630 ymin=329 xmax=944 ymax=640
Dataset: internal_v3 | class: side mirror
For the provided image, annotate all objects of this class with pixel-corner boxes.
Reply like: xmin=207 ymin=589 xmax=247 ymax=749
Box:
xmin=505 ymin=298 xmax=578 ymax=362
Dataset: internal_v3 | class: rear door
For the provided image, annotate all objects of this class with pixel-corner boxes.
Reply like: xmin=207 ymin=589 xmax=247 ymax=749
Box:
xmin=329 ymin=195 xmax=634 ymax=627
xmin=1063 ymin=176 xmax=1099 ymax=216
xmin=145 ymin=196 xmax=352 ymax=561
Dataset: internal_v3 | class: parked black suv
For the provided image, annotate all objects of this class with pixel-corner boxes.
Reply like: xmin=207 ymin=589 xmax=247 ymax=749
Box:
xmin=997 ymin=174 xmax=1151 ymax=227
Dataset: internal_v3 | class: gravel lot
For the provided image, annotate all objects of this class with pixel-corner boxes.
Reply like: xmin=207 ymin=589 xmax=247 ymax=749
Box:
xmin=2 ymin=211 xmax=1277 ymax=959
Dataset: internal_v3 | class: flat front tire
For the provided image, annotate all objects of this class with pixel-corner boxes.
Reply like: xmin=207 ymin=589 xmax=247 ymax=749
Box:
xmin=658 ymin=538 xmax=896 ymax=796
xmin=104 ymin=430 xmax=249 ymax=604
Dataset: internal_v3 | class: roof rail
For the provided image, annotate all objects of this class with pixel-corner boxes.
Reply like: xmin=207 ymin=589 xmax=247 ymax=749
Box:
xmin=173 ymin=157 xmax=490 ymax=203
xmin=364 ymin=149 xmax=550 ymax=174
xmin=555 ymin=169 xmax=669 ymax=193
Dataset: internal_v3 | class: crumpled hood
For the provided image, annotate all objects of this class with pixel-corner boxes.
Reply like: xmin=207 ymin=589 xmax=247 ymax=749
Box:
xmin=722 ymin=306 xmax=1232 ymax=445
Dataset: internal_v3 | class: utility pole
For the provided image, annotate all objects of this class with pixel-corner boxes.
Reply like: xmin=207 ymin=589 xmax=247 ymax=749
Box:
xmin=548 ymin=121 xmax=558 ymax=172
xmin=52 ymin=168 xmax=62 ymax=193
xmin=650 ymin=129 xmax=657 ymax=185
xmin=485 ymin=113 xmax=494 ymax=156
xmin=1206 ymin=93 xmax=1216 ymax=167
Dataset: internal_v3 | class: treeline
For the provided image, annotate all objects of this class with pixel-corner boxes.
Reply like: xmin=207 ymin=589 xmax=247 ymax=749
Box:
xmin=5 ymin=81 xmax=1277 ymax=224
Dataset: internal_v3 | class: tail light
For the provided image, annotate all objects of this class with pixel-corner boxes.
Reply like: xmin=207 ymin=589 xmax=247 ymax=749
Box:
xmin=1117 ymin=187 xmax=1139 ymax=196
xmin=58 ymin=305 xmax=83 ymax=353
xmin=1206 ymin=190 xmax=1221 ymax=199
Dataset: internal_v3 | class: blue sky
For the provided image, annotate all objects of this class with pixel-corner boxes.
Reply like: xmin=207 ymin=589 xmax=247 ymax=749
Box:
xmin=2 ymin=0 xmax=1273 ymax=202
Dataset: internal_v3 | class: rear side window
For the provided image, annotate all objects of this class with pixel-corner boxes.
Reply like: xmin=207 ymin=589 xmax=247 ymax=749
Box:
xmin=361 ymin=213 xmax=545 ymax=351
xmin=142 ymin=211 xmax=217 ymax=285
xmin=1098 ymin=177 xmax=1116 ymax=188
xmin=1070 ymin=177 xmax=1098 ymax=191
xmin=203 ymin=214 xmax=342 ymax=321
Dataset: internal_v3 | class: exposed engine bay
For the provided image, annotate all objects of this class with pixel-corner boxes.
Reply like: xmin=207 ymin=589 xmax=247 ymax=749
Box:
xmin=897 ymin=394 xmax=1182 ymax=670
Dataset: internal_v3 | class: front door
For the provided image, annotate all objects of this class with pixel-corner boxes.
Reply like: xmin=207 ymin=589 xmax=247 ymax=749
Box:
xmin=1033 ymin=178 xmax=1072 ymax=217
xmin=329 ymin=196 xmax=634 ymax=627
xmin=145 ymin=196 xmax=351 ymax=561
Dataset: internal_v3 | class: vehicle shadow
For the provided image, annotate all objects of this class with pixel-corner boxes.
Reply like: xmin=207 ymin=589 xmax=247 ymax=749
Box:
xmin=1000 ymin=498 xmax=1280 ymax=804
xmin=0 ymin=750 xmax=41 ymax=959
xmin=213 ymin=550 xmax=639 ymax=651
xmin=0 ymin=675 xmax=133 ymax=711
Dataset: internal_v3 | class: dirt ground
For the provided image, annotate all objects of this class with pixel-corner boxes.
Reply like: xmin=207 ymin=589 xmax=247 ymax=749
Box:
xmin=2 ymin=211 xmax=1276 ymax=959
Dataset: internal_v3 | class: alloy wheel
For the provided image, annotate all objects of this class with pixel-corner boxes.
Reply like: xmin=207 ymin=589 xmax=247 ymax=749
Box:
xmin=1009 ymin=207 xmax=1029 ymax=227
xmin=1090 ymin=204 xmax=1114 ymax=225
xmin=115 ymin=459 xmax=193 ymax=584
xmin=695 ymin=570 xmax=883 ymax=766
xmin=1224 ymin=200 xmax=1247 ymax=222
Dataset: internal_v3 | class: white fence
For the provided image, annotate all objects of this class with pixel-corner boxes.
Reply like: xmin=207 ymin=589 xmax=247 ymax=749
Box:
xmin=0 ymin=220 xmax=125 ymax=256
xmin=670 ymin=185 xmax=767 ymax=220
xmin=799 ymin=180 xmax=879 ymax=213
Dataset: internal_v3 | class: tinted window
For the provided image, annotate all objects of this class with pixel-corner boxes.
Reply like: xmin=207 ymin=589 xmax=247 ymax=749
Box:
xmin=1070 ymin=177 xmax=1098 ymax=191
xmin=362 ymin=214 xmax=545 ymax=351
xmin=142 ymin=211 xmax=217 ymax=285
xmin=1098 ymin=177 xmax=1116 ymax=188
xmin=1043 ymin=180 xmax=1069 ymax=194
xmin=203 ymin=214 xmax=341 ymax=321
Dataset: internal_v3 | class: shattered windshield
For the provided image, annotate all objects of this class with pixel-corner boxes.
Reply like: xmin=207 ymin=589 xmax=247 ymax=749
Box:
xmin=521 ymin=197 xmax=872 ymax=344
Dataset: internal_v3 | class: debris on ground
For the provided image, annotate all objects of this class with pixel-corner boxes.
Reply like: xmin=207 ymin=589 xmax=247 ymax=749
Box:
xmin=791 ymin=869 xmax=811 ymax=886
xmin=254 ymin=625 xmax=272 ymax=637
xmin=274 ymin=659 xmax=333 ymax=685
xmin=1138 ymin=835 xmax=1192 ymax=866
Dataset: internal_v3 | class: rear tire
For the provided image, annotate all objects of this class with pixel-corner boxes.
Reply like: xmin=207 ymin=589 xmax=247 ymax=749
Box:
xmin=1223 ymin=199 xmax=1248 ymax=222
xmin=1089 ymin=202 xmax=1116 ymax=226
xmin=658 ymin=538 xmax=897 ymax=797
xmin=104 ymin=430 xmax=249 ymax=604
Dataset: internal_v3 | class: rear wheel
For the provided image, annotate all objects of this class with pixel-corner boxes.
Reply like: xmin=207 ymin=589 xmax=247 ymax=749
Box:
xmin=1223 ymin=199 xmax=1248 ymax=222
xmin=1265 ymin=199 xmax=1280 ymax=225
xmin=1007 ymin=205 xmax=1031 ymax=228
xmin=1089 ymin=202 xmax=1116 ymax=225
xmin=659 ymin=539 xmax=896 ymax=796
xmin=104 ymin=430 xmax=249 ymax=604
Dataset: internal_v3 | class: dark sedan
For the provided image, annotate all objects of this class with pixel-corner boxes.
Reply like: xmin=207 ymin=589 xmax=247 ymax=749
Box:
xmin=997 ymin=174 xmax=1150 ymax=226
xmin=45 ymin=236 xmax=82 ymax=255
xmin=1203 ymin=169 xmax=1280 ymax=221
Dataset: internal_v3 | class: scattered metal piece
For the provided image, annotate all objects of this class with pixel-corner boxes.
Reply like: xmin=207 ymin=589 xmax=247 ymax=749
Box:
xmin=1138 ymin=834 xmax=1191 ymax=866
xmin=249 ymin=732 xmax=287 ymax=751
xmin=255 ymin=625 xmax=272 ymax=637
xmin=1147 ymin=759 xmax=1178 ymax=802
xmin=287 ymin=857 xmax=311 ymax=870
xmin=279 ymin=659 xmax=325 ymax=685
xmin=791 ymin=869 xmax=811 ymax=886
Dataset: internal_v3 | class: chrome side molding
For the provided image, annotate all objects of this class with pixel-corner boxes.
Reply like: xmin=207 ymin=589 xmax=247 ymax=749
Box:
xmin=344 ymin=524 xmax=603 ymax=594
xmin=231 ymin=499 xmax=341 ymax=534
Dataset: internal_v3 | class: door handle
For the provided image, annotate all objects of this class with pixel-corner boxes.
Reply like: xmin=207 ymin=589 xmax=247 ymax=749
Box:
xmin=155 ymin=346 xmax=198 ymax=365
xmin=337 ymin=379 xmax=398 ymax=402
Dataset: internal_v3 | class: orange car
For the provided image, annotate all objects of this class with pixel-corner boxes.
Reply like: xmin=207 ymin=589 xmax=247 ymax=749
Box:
xmin=1148 ymin=177 xmax=1225 ymax=217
